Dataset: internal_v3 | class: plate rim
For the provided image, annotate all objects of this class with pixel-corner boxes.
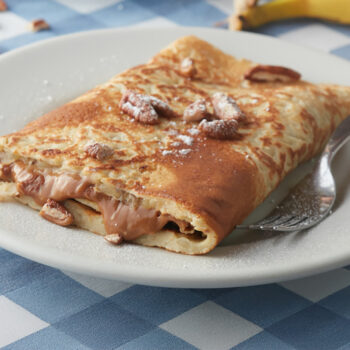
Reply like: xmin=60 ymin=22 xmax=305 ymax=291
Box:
xmin=1 ymin=25 xmax=350 ymax=67
xmin=0 ymin=26 xmax=349 ymax=288
xmin=1 ymin=225 xmax=349 ymax=288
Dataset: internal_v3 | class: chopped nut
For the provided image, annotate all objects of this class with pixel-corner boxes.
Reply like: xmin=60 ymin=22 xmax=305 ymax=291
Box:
xmin=180 ymin=58 xmax=197 ymax=78
xmin=149 ymin=96 xmax=177 ymax=118
xmin=18 ymin=173 xmax=44 ymax=195
xmin=183 ymin=99 xmax=208 ymax=122
xmin=199 ymin=119 xmax=238 ymax=140
xmin=0 ymin=164 xmax=12 ymax=181
xmin=104 ymin=233 xmax=123 ymax=245
xmin=244 ymin=65 xmax=301 ymax=83
xmin=40 ymin=199 xmax=74 ymax=226
xmin=0 ymin=0 xmax=8 ymax=11
xmin=212 ymin=92 xmax=245 ymax=122
xmin=187 ymin=127 xmax=200 ymax=135
xmin=85 ymin=143 xmax=113 ymax=161
xmin=119 ymin=90 xmax=159 ymax=125
xmin=29 ymin=19 xmax=50 ymax=32
xmin=120 ymin=90 xmax=177 ymax=124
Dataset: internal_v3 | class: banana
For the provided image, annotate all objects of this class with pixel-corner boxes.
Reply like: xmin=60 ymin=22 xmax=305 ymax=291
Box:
xmin=229 ymin=0 xmax=350 ymax=30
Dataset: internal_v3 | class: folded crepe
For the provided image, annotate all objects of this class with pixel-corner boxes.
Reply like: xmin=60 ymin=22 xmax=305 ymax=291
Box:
xmin=0 ymin=36 xmax=349 ymax=255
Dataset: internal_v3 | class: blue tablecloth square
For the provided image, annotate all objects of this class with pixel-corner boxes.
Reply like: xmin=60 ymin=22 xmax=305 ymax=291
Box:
xmin=110 ymin=285 xmax=206 ymax=325
xmin=267 ymin=305 xmax=350 ymax=350
xmin=319 ymin=286 xmax=350 ymax=320
xmin=5 ymin=270 xmax=104 ymax=324
xmin=331 ymin=44 xmax=350 ymax=60
xmin=2 ymin=326 xmax=90 ymax=350
xmin=190 ymin=287 xmax=236 ymax=300
xmin=53 ymin=299 xmax=155 ymax=349
xmin=0 ymin=247 xmax=18 ymax=263
xmin=133 ymin=0 xmax=227 ymax=27
xmin=51 ymin=15 xmax=106 ymax=35
xmin=6 ymin=0 xmax=78 ymax=23
xmin=0 ymin=30 xmax=55 ymax=52
xmin=214 ymin=284 xmax=312 ymax=328
xmin=118 ymin=328 xmax=197 ymax=350
xmin=89 ymin=1 xmax=156 ymax=28
xmin=0 ymin=249 xmax=55 ymax=295
xmin=232 ymin=331 xmax=295 ymax=350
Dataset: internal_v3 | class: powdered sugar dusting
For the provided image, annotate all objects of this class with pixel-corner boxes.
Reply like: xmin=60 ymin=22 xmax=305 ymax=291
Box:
xmin=124 ymin=101 xmax=142 ymax=117
xmin=177 ymin=134 xmax=193 ymax=146
xmin=212 ymin=92 xmax=244 ymax=121
xmin=168 ymin=129 xmax=178 ymax=136
xmin=179 ymin=149 xmax=191 ymax=155
xmin=188 ymin=128 xmax=199 ymax=135
xmin=181 ymin=57 xmax=193 ymax=69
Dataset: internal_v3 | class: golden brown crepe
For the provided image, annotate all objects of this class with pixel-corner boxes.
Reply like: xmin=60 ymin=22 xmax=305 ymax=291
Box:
xmin=0 ymin=36 xmax=350 ymax=254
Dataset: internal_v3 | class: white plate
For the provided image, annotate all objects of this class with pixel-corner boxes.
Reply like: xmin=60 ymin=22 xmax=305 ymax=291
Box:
xmin=0 ymin=27 xmax=349 ymax=288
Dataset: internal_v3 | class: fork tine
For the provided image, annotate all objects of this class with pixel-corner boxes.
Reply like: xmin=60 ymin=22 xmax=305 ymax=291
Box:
xmin=276 ymin=216 xmax=310 ymax=231
xmin=249 ymin=215 xmax=297 ymax=230
xmin=267 ymin=215 xmax=297 ymax=228
xmin=255 ymin=215 xmax=282 ymax=225
xmin=283 ymin=216 xmax=309 ymax=227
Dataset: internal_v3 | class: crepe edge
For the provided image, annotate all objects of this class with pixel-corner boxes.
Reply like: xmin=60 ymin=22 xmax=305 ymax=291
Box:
xmin=0 ymin=182 xmax=219 ymax=255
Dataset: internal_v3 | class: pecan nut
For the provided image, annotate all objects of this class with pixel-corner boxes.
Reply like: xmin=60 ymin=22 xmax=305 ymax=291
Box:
xmin=120 ymin=90 xmax=159 ymax=125
xmin=212 ymin=92 xmax=245 ymax=122
xmin=150 ymin=96 xmax=177 ymax=118
xmin=244 ymin=65 xmax=301 ymax=83
xmin=18 ymin=173 xmax=44 ymax=197
xmin=0 ymin=0 xmax=7 ymax=11
xmin=104 ymin=233 xmax=123 ymax=245
xmin=199 ymin=119 xmax=238 ymax=140
xmin=40 ymin=199 xmax=74 ymax=226
xmin=29 ymin=19 xmax=50 ymax=32
xmin=85 ymin=143 xmax=113 ymax=161
xmin=183 ymin=99 xmax=208 ymax=122
xmin=180 ymin=58 xmax=197 ymax=78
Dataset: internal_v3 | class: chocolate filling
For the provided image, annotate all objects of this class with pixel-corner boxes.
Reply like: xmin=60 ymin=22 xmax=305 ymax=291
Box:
xmin=6 ymin=162 xmax=194 ymax=240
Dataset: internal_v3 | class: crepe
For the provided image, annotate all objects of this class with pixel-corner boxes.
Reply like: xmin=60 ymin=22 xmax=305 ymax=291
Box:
xmin=0 ymin=36 xmax=350 ymax=255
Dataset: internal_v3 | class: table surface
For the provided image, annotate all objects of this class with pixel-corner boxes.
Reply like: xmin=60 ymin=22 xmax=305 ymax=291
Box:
xmin=1 ymin=1 xmax=350 ymax=349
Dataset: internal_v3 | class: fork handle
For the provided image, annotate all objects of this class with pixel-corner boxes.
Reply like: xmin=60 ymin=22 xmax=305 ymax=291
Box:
xmin=324 ymin=115 xmax=350 ymax=163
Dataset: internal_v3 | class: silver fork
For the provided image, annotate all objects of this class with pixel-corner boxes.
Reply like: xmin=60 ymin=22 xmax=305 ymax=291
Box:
xmin=236 ymin=115 xmax=350 ymax=232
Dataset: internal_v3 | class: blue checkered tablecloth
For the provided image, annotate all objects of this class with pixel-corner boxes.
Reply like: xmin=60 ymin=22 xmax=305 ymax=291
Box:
xmin=1 ymin=1 xmax=350 ymax=349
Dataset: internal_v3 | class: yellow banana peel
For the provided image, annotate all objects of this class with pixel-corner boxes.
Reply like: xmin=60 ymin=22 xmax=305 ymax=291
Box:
xmin=229 ymin=0 xmax=350 ymax=30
